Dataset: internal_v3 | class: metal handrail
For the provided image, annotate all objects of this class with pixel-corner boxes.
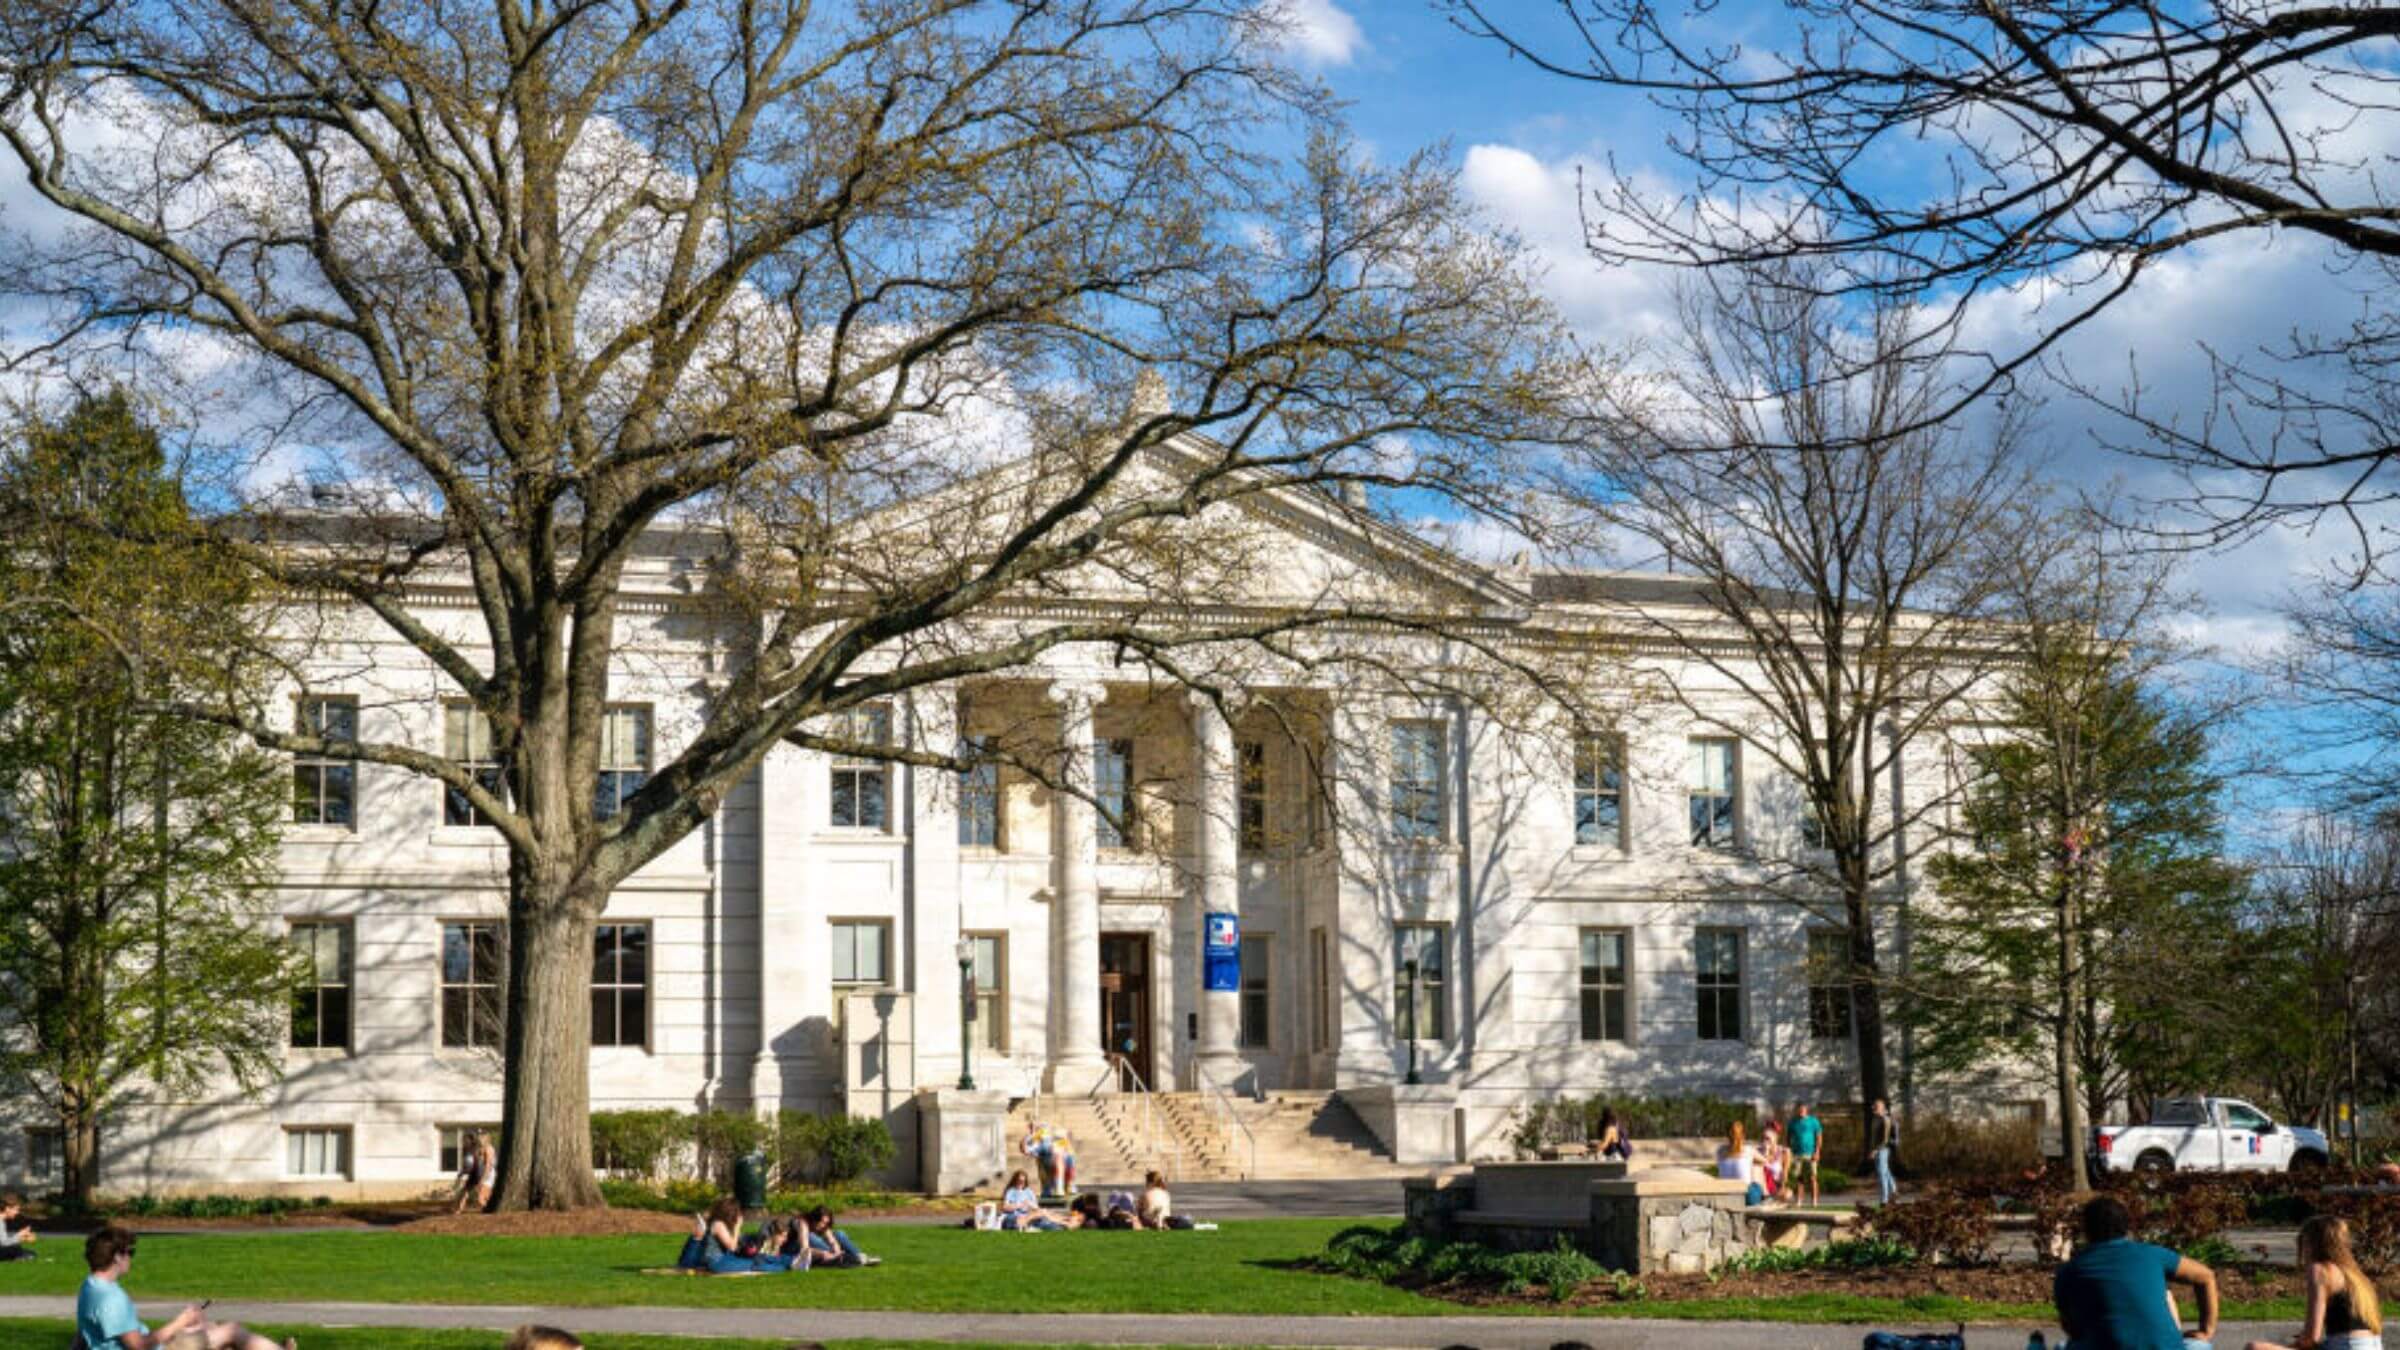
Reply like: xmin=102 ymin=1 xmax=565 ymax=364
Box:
xmin=1190 ymin=1060 xmax=1257 ymax=1180
xmin=1094 ymin=1053 xmax=1182 ymax=1180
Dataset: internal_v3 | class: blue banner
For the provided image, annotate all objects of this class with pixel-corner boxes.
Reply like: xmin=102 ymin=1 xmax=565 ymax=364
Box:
xmin=1203 ymin=912 xmax=1241 ymax=993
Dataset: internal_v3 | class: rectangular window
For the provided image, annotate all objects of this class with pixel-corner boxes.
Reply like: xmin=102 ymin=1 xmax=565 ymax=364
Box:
xmin=1807 ymin=929 xmax=1854 ymax=1041
xmin=437 ymin=1123 xmax=499 ymax=1174
xmin=830 ymin=918 xmax=892 ymax=1040
xmin=443 ymin=703 xmax=507 ymax=826
xmin=1390 ymin=721 xmax=1447 ymax=842
xmin=594 ymin=705 xmax=651 ymax=821
xmin=285 ymin=1127 xmax=352 ymax=1179
xmin=1695 ymin=927 xmax=1743 ymax=1042
xmin=1574 ymin=733 xmax=1624 ymax=846
xmin=1238 ymin=740 xmax=1268 ymax=852
xmin=24 ymin=1129 xmax=61 ymax=1185
xmin=829 ymin=706 xmax=893 ymax=830
xmin=958 ymin=735 xmax=1000 ymax=849
xmin=1238 ymin=933 xmax=1272 ymax=1048
xmin=289 ymin=921 xmax=352 ymax=1050
xmin=968 ymin=931 xmax=1006 ymax=1052
xmin=440 ymin=921 xmax=506 ymax=1050
xmin=590 ymin=922 xmax=650 ymax=1049
xmin=1395 ymin=924 xmax=1447 ymax=1040
xmin=1578 ymin=929 xmax=1630 ymax=1042
xmin=292 ymin=696 xmax=357 ymax=827
xmin=1310 ymin=926 xmax=1331 ymax=1053
xmin=1094 ymin=737 xmax=1134 ymax=849
xmin=1689 ymin=737 xmax=1738 ymax=848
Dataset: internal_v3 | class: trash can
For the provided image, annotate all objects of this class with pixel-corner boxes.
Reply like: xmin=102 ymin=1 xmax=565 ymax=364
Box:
xmin=734 ymin=1149 xmax=769 ymax=1211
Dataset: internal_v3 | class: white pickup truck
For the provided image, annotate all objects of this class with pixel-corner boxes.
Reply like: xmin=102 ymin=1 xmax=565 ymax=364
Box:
xmin=2092 ymin=1096 xmax=2330 ymax=1176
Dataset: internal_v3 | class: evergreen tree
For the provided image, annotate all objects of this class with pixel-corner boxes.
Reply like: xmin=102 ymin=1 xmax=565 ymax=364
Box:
xmin=0 ymin=393 xmax=298 ymax=1208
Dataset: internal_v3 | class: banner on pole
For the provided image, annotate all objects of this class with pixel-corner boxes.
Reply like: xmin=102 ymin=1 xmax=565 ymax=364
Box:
xmin=1203 ymin=912 xmax=1241 ymax=993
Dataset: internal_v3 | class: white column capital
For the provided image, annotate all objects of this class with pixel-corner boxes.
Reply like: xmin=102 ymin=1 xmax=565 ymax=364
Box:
xmin=1045 ymin=678 xmax=1107 ymax=712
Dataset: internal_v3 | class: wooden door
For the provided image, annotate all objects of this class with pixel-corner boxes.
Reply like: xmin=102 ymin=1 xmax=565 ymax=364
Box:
xmin=1099 ymin=932 xmax=1153 ymax=1090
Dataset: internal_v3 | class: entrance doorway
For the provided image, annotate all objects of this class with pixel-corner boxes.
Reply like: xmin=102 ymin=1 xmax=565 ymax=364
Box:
xmin=1099 ymin=932 xmax=1154 ymax=1090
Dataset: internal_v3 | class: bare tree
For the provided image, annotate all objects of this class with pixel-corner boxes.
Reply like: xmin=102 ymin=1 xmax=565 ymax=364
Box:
xmin=0 ymin=1 xmax=1598 ymax=1207
xmin=1443 ymin=0 xmax=2400 ymax=559
xmin=1552 ymin=266 xmax=2034 ymax=1115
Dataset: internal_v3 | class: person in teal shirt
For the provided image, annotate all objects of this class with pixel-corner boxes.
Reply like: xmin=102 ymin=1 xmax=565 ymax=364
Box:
xmin=76 ymin=1225 xmax=291 ymax=1350
xmin=2053 ymin=1196 xmax=2219 ymax=1350
xmin=1787 ymin=1103 xmax=1823 ymax=1206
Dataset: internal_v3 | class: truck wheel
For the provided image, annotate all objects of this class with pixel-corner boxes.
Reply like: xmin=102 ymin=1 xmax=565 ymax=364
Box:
xmin=2134 ymin=1150 xmax=2175 ymax=1179
xmin=2290 ymin=1150 xmax=2329 ymax=1173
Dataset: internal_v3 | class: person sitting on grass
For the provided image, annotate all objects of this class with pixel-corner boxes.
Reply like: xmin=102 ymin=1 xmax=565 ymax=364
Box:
xmin=2243 ymin=1214 xmax=2382 ymax=1350
xmin=998 ymin=1169 xmax=1061 ymax=1231
xmin=503 ymin=1329 xmax=583 ymax=1350
xmin=678 ymin=1198 xmax=803 ymax=1273
xmin=77 ymin=1225 xmax=293 ymax=1350
xmin=2053 ymin=1195 xmax=2219 ymax=1350
xmin=0 ymin=1191 xmax=36 ymax=1261
xmin=1138 ymin=1171 xmax=1172 ymax=1230
xmin=1060 ymin=1192 xmax=1106 ymax=1230
xmin=802 ymin=1206 xmax=879 ymax=1266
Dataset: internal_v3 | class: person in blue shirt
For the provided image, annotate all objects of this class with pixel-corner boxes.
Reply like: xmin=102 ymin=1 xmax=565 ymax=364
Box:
xmin=2053 ymin=1196 xmax=2220 ymax=1350
xmin=77 ymin=1225 xmax=290 ymax=1350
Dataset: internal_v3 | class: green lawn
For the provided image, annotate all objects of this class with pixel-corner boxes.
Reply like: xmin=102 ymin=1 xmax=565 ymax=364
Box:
xmin=0 ymin=1324 xmax=1268 ymax=1350
xmin=0 ymin=1222 xmax=2306 ymax=1326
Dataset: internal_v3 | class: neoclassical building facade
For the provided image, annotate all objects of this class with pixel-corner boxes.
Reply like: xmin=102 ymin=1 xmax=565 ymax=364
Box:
xmin=6 ymin=476 xmax=1977 ymax=1197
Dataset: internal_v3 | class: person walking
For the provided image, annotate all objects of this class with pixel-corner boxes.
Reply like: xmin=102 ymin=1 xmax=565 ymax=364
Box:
xmin=1788 ymin=1103 xmax=1823 ymax=1207
xmin=1867 ymin=1098 xmax=1898 ymax=1205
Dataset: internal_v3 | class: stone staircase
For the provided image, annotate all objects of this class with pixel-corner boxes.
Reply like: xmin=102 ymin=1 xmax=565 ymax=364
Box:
xmin=1003 ymin=1089 xmax=1412 ymax=1184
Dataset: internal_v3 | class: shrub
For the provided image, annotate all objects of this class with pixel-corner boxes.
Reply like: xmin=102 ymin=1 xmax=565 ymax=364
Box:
xmin=591 ymin=1108 xmax=686 ymax=1180
xmin=2312 ymin=1191 xmax=2400 ymax=1273
xmin=1721 ymin=1236 xmax=1916 ymax=1274
xmin=1817 ymin=1166 xmax=1855 ymax=1194
xmin=1863 ymin=1187 xmax=1996 ymax=1266
xmin=1495 ymin=1238 xmax=1604 ymax=1301
xmin=1507 ymin=1093 xmax=1758 ymax=1156
xmin=771 ymin=1110 xmax=895 ymax=1185
xmin=1894 ymin=1113 xmax=2041 ymax=1180
xmin=2134 ymin=1180 xmax=2249 ymax=1254
xmin=107 ymin=1193 xmax=325 ymax=1219
xmin=694 ymin=1110 xmax=770 ymax=1186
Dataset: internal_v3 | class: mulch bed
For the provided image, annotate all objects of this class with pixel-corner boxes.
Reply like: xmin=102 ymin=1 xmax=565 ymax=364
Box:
xmin=400 ymin=1208 xmax=695 ymax=1236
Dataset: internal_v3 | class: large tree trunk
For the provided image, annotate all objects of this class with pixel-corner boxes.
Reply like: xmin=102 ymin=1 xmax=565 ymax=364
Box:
xmin=63 ymin=1104 xmax=99 ymax=1212
xmin=491 ymin=863 xmax=607 ymax=1212
xmin=1845 ymin=872 xmax=1892 ymax=1114
xmin=2056 ymin=877 xmax=2090 ymax=1194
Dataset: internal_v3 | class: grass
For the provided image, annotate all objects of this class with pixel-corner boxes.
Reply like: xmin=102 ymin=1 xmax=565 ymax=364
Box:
xmin=0 ymin=1325 xmax=1276 ymax=1350
xmin=0 ymin=1222 xmax=2308 ymax=1325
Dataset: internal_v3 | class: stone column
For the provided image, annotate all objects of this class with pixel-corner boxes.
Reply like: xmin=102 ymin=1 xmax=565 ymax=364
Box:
xmin=1046 ymin=680 xmax=1108 ymax=1091
xmin=1190 ymin=690 xmax=1242 ymax=1072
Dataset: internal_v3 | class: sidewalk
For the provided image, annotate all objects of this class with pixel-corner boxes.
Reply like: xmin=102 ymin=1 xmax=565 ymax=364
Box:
xmin=0 ymin=1296 xmax=2299 ymax=1348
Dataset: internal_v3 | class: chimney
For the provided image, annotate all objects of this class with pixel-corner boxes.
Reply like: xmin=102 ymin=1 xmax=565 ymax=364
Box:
xmin=1338 ymin=480 xmax=1368 ymax=510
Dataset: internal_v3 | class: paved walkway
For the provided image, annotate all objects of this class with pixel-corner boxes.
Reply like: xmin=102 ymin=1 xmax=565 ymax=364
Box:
xmin=0 ymin=1296 xmax=2299 ymax=1348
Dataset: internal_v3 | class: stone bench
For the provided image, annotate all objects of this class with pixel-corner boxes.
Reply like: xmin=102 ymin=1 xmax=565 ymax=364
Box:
xmin=1741 ymin=1204 xmax=1860 ymax=1250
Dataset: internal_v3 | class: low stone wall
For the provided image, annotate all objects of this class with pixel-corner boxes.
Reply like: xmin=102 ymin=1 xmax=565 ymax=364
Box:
xmin=1405 ymin=1163 xmax=1844 ymax=1274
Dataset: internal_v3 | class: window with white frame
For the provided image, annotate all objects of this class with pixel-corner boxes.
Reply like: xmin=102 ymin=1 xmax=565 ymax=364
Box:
xmin=1689 ymin=737 xmax=1738 ymax=848
xmin=289 ymin=921 xmax=352 ymax=1050
xmin=1394 ymin=923 xmax=1447 ymax=1040
xmin=594 ymin=704 xmax=651 ymax=821
xmin=440 ymin=920 xmax=506 ymax=1049
xmin=1695 ymin=927 xmax=1744 ymax=1041
xmin=1574 ymin=732 xmax=1625 ymax=846
xmin=292 ymin=696 xmax=357 ymax=827
xmin=1094 ymin=737 xmax=1134 ymax=849
xmin=1310 ymin=926 xmax=1331 ymax=1053
xmin=1238 ymin=933 xmax=1272 ymax=1048
xmin=1578 ymin=929 xmax=1630 ymax=1042
xmin=967 ymin=931 xmax=1006 ymax=1051
xmin=829 ymin=918 xmax=892 ymax=1040
xmin=1238 ymin=739 xmax=1268 ymax=852
xmin=437 ymin=1123 xmax=499 ymax=1174
xmin=958 ymin=735 xmax=1000 ymax=849
xmin=828 ymin=706 xmax=893 ymax=830
xmin=1389 ymin=721 xmax=1447 ymax=842
xmin=590 ymin=922 xmax=649 ymax=1049
xmin=1807 ymin=929 xmax=1854 ymax=1041
xmin=443 ymin=703 xmax=507 ymax=826
xmin=285 ymin=1127 xmax=352 ymax=1178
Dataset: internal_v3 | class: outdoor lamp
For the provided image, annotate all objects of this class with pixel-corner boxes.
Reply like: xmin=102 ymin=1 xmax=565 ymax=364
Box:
xmin=956 ymin=936 xmax=976 ymax=1091
xmin=1403 ymin=955 xmax=1422 ymax=1086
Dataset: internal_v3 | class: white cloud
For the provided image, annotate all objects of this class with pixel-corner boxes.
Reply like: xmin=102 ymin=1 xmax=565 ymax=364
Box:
xmin=1256 ymin=0 xmax=1365 ymax=68
xmin=1458 ymin=144 xmax=1682 ymax=348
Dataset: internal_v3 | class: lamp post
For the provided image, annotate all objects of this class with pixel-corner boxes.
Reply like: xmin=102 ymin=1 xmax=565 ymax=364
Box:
xmin=956 ymin=936 xmax=976 ymax=1091
xmin=1403 ymin=956 xmax=1422 ymax=1086
xmin=2350 ymin=972 xmax=2367 ymax=1168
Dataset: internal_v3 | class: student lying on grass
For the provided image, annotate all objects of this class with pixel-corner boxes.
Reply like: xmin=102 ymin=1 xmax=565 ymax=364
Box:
xmin=676 ymin=1198 xmax=806 ymax=1274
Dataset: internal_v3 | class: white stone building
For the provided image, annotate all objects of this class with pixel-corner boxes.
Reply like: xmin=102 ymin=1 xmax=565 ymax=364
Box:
xmin=6 ymin=473 xmax=1978 ymax=1199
